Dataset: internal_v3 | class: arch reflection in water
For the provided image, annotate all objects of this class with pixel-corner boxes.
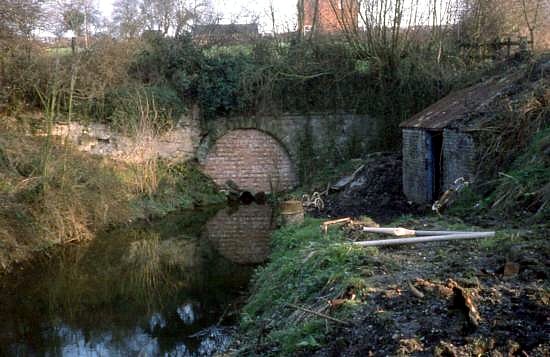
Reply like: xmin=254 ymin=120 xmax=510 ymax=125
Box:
xmin=204 ymin=203 xmax=275 ymax=264
xmin=0 ymin=208 xmax=253 ymax=356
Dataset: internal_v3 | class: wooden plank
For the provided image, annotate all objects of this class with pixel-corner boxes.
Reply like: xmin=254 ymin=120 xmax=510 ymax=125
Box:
xmin=321 ymin=218 xmax=352 ymax=234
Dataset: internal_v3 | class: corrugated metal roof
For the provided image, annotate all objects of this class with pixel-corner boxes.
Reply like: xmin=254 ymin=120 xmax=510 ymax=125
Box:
xmin=400 ymin=72 xmax=520 ymax=130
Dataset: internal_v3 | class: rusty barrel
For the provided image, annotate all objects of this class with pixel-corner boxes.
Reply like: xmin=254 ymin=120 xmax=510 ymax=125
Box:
xmin=280 ymin=200 xmax=304 ymax=225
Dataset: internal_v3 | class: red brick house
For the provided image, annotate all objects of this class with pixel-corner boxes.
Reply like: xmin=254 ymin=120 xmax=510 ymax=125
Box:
xmin=298 ymin=0 xmax=359 ymax=34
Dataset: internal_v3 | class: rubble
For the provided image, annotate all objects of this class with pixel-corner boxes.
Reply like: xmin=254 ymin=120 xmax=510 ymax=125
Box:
xmin=318 ymin=152 xmax=416 ymax=222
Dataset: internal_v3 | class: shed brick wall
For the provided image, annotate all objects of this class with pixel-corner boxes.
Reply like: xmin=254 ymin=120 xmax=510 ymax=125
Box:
xmin=203 ymin=129 xmax=298 ymax=192
xmin=402 ymin=129 xmax=432 ymax=204
xmin=442 ymin=129 xmax=476 ymax=190
xmin=204 ymin=204 xmax=273 ymax=264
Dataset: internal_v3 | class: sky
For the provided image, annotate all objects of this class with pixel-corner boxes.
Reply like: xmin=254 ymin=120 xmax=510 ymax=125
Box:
xmin=97 ymin=0 xmax=299 ymax=32
xmin=92 ymin=0 xmax=456 ymax=35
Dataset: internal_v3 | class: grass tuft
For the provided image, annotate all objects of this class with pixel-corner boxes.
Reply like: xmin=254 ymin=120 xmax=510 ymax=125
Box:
xmin=240 ymin=218 xmax=372 ymax=355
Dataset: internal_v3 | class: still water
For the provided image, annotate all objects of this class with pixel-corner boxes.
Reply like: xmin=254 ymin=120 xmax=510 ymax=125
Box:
xmin=0 ymin=204 xmax=274 ymax=356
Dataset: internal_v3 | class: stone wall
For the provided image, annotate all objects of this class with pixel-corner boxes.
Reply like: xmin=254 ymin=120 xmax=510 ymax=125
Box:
xmin=51 ymin=117 xmax=200 ymax=164
xmin=204 ymin=204 xmax=273 ymax=264
xmin=402 ymin=129 xmax=432 ymax=204
xmin=198 ymin=113 xmax=375 ymax=171
xmin=442 ymin=129 xmax=476 ymax=190
xmin=202 ymin=129 xmax=298 ymax=192
xmin=53 ymin=112 xmax=376 ymax=193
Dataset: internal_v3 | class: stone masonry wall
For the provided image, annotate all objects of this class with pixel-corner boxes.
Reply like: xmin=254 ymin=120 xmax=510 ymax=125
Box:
xmin=198 ymin=113 xmax=375 ymax=172
xmin=202 ymin=129 xmax=298 ymax=192
xmin=442 ymin=129 xmax=476 ymax=190
xmin=52 ymin=112 xmax=375 ymax=193
xmin=50 ymin=115 xmax=200 ymax=164
xmin=402 ymin=129 xmax=432 ymax=204
xmin=204 ymin=204 xmax=273 ymax=264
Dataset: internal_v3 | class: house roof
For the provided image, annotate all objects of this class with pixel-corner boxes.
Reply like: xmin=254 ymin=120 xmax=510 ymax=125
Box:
xmin=400 ymin=71 xmax=522 ymax=130
xmin=192 ymin=23 xmax=259 ymax=37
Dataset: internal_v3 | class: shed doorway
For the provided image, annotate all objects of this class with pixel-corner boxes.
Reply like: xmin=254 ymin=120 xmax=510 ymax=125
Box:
xmin=426 ymin=130 xmax=443 ymax=202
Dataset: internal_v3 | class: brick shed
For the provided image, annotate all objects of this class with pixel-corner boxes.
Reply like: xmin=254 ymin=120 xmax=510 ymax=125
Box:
xmin=400 ymin=72 xmax=523 ymax=204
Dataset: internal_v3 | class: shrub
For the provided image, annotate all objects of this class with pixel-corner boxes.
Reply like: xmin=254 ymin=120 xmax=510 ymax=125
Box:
xmin=104 ymin=85 xmax=186 ymax=133
xmin=197 ymin=51 xmax=254 ymax=119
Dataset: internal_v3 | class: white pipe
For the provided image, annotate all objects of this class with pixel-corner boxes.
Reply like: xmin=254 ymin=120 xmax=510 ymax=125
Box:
xmin=362 ymin=227 xmax=477 ymax=236
xmin=413 ymin=230 xmax=477 ymax=236
xmin=353 ymin=232 xmax=495 ymax=247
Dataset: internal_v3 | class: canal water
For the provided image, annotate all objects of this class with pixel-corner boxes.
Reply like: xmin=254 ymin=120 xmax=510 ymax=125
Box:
xmin=0 ymin=203 xmax=275 ymax=356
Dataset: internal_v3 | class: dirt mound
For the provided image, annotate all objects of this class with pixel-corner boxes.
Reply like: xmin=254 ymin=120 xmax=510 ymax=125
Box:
xmin=317 ymin=152 xmax=417 ymax=222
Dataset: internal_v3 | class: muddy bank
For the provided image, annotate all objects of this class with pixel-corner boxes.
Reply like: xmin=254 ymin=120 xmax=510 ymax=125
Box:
xmin=237 ymin=216 xmax=549 ymax=356
xmin=315 ymin=220 xmax=549 ymax=356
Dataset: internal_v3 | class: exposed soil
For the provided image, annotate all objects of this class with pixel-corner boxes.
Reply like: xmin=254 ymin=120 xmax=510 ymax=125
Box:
xmin=312 ymin=152 xmax=421 ymax=223
xmin=302 ymin=147 xmax=549 ymax=356
xmin=312 ymin=219 xmax=550 ymax=356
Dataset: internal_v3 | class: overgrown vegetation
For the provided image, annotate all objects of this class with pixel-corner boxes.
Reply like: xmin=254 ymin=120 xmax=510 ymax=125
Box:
xmin=2 ymin=15 xmax=504 ymax=148
xmin=447 ymin=61 xmax=550 ymax=223
xmin=240 ymin=218 xmax=373 ymax=355
xmin=450 ymin=127 xmax=550 ymax=222
xmin=0 ymin=117 xmax=223 ymax=272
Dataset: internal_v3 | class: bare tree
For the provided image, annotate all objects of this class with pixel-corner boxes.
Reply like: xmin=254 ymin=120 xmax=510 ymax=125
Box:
xmin=457 ymin=0 xmax=505 ymax=57
xmin=520 ymin=0 xmax=543 ymax=50
xmin=112 ymin=0 xmax=144 ymax=39
xmin=52 ymin=0 xmax=101 ymax=48
xmin=141 ymin=0 xmax=175 ymax=35
xmin=174 ymin=0 xmax=216 ymax=37
xmin=310 ymin=0 xmax=467 ymax=67
xmin=0 ymin=0 xmax=45 ymax=40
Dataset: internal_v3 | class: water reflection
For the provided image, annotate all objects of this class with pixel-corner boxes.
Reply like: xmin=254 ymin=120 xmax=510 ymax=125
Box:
xmin=0 ymin=204 xmax=273 ymax=356
xmin=205 ymin=203 xmax=275 ymax=264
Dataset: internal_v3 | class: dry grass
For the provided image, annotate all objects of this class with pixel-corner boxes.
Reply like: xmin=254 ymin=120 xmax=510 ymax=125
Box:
xmin=0 ymin=112 xmax=224 ymax=273
xmin=0 ymin=117 xmax=134 ymax=271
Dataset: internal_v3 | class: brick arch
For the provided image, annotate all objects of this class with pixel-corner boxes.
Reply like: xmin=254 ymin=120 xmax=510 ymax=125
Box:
xmin=201 ymin=129 xmax=298 ymax=193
